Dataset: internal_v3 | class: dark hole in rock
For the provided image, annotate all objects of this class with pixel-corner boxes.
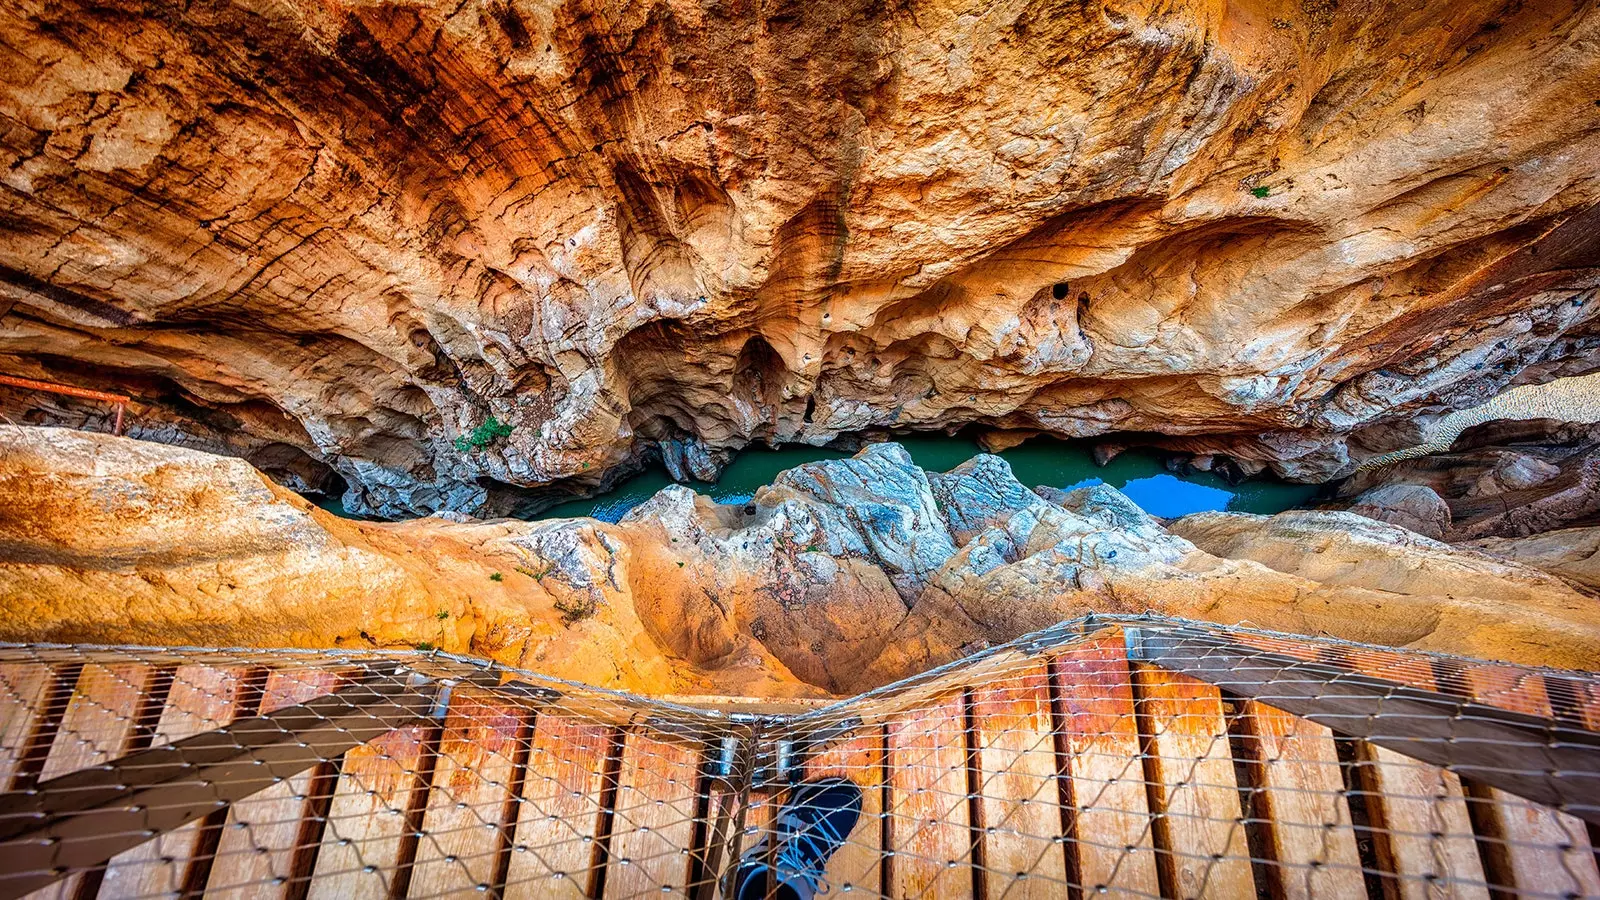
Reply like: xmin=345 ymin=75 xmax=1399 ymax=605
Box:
xmin=733 ymin=335 xmax=787 ymax=413
xmin=1052 ymin=281 xmax=1070 ymax=300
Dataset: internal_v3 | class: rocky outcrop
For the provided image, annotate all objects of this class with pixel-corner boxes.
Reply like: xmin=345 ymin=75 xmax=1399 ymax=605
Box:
xmin=2 ymin=1 xmax=1599 ymax=515
xmin=4 ymin=427 xmax=1596 ymax=696
xmin=0 ymin=425 xmax=812 ymax=697
xmin=1330 ymin=419 xmax=1600 ymax=540
xmin=1470 ymin=526 xmax=1600 ymax=597
xmin=852 ymin=471 xmax=1600 ymax=687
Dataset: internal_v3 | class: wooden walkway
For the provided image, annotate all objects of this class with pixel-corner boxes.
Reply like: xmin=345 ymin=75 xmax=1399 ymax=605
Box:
xmin=0 ymin=619 xmax=1597 ymax=899
xmin=1359 ymin=371 xmax=1600 ymax=470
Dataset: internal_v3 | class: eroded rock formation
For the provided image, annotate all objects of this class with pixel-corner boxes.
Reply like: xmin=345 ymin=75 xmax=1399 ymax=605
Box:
xmin=1330 ymin=418 xmax=1600 ymax=540
xmin=6 ymin=427 xmax=1596 ymax=696
xmin=0 ymin=425 xmax=815 ymax=696
xmin=2 ymin=0 xmax=1599 ymax=515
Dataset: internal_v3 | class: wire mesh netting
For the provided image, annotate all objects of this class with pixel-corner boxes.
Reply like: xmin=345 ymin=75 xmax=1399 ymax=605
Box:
xmin=0 ymin=614 xmax=1596 ymax=899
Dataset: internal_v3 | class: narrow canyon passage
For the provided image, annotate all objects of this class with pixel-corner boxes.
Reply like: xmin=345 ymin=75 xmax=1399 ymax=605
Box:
xmin=2 ymin=0 xmax=1598 ymax=520
xmin=0 ymin=0 xmax=1598 ymax=744
xmin=3 ymin=0 xmax=1600 ymax=895
xmin=442 ymin=434 xmax=1323 ymax=522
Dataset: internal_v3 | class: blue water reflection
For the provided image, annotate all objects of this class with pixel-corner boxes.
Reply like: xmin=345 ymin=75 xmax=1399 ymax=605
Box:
xmin=534 ymin=436 xmax=1315 ymax=523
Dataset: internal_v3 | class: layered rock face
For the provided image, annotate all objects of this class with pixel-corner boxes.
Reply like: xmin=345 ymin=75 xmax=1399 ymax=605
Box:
xmin=1331 ymin=418 xmax=1600 ymax=540
xmin=0 ymin=426 xmax=815 ymax=696
xmin=6 ymin=427 xmax=1596 ymax=696
xmin=2 ymin=1 xmax=1599 ymax=515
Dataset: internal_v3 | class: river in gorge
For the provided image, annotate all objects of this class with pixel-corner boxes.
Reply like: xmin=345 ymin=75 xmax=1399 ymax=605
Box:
xmin=532 ymin=435 xmax=1322 ymax=523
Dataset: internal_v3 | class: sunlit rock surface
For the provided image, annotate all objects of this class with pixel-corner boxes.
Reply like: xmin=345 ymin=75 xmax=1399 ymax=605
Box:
xmin=5 ymin=428 xmax=1595 ymax=695
xmin=0 ymin=426 xmax=816 ymax=697
xmin=1 ymin=0 xmax=1598 ymax=515
xmin=1471 ymin=526 xmax=1600 ymax=597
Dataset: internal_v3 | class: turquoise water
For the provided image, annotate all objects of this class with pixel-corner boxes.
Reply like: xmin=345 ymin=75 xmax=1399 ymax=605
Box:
xmin=534 ymin=435 xmax=1320 ymax=523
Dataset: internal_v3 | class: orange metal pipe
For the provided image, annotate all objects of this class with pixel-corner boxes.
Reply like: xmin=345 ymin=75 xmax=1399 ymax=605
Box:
xmin=0 ymin=374 xmax=130 ymax=404
xmin=0 ymin=374 xmax=132 ymax=434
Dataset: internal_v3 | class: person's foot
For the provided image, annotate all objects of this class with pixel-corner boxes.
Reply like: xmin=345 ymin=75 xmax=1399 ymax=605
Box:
xmin=734 ymin=777 xmax=863 ymax=900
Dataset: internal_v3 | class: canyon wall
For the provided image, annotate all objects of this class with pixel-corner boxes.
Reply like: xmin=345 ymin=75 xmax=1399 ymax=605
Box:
xmin=6 ymin=427 xmax=1596 ymax=696
xmin=2 ymin=0 xmax=1599 ymax=515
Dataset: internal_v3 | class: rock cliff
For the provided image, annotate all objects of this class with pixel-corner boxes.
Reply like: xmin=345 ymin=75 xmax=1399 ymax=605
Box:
xmin=2 ymin=0 xmax=1599 ymax=515
xmin=1330 ymin=418 xmax=1600 ymax=540
xmin=5 ymin=427 xmax=1595 ymax=696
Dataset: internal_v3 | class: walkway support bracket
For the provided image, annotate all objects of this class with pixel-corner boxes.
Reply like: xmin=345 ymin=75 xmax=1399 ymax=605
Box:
xmin=0 ymin=374 xmax=130 ymax=435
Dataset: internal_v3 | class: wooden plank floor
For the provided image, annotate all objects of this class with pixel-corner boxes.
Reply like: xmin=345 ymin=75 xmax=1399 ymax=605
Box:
xmin=2 ymin=634 xmax=1598 ymax=900
xmin=39 ymin=663 xmax=163 ymax=782
xmin=601 ymin=728 xmax=703 ymax=898
xmin=0 ymin=662 xmax=65 ymax=791
xmin=204 ymin=668 xmax=357 ymax=899
xmin=407 ymin=689 xmax=531 ymax=898
xmin=885 ymin=689 xmax=972 ymax=899
xmin=1338 ymin=647 xmax=1487 ymax=900
xmin=308 ymin=722 xmax=439 ymax=900
xmin=967 ymin=659 xmax=1067 ymax=899
xmin=25 ymin=663 xmax=168 ymax=900
xmin=1050 ymin=631 xmax=1161 ymax=897
xmin=1231 ymin=698 xmax=1366 ymax=900
xmin=503 ymin=713 xmax=617 ymax=898
xmin=97 ymin=663 xmax=264 ymax=900
xmin=1452 ymin=662 xmax=1600 ymax=898
xmin=1130 ymin=661 xmax=1254 ymax=899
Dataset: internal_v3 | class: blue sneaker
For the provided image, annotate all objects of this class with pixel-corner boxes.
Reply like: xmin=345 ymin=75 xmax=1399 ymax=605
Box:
xmin=734 ymin=777 xmax=863 ymax=900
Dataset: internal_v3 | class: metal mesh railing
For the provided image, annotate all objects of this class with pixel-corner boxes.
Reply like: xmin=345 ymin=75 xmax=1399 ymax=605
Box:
xmin=0 ymin=615 xmax=1596 ymax=899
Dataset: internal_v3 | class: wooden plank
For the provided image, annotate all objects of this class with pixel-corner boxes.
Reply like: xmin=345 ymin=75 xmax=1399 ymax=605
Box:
xmin=1233 ymin=699 xmax=1365 ymax=900
xmin=307 ymin=723 xmax=436 ymax=900
xmin=24 ymin=664 xmax=164 ymax=900
xmin=204 ymin=667 xmax=357 ymax=898
xmin=0 ymin=663 xmax=62 ymax=790
xmin=1558 ymin=676 xmax=1600 ymax=731
xmin=406 ymin=689 xmax=530 ymax=898
xmin=884 ymin=689 xmax=970 ymax=899
xmin=1129 ymin=661 xmax=1254 ymax=899
xmin=967 ymin=662 xmax=1067 ymax=899
xmin=1233 ymin=631 xmax=1324 ymax=663
xmin=1457 ymin=665 xmax=1600 ymax=898
xmin=503 ymin=715 xmax=614 ymax=898
xmin=804 ymin=726 xmax=886 ymax=896
xmin=1049 ymin=632 xmax=1161 ymax=897
xmin=1340 ymin=649 xmax=1487 ymax=899
xmin=97 ymin=663 xmax=262 ymax=900
xmin=1452 ymin=662 xmax=1552 ymax=718
xmin=1354 ymin=743 xmax=1487 ymax=900
xmin=601 ymin=729 xmax=702 ymax=899
xmin=39 ymin=663 xmax=159 ymax=781
xmin=1339 ymin=645 xmax=1442 ymax=696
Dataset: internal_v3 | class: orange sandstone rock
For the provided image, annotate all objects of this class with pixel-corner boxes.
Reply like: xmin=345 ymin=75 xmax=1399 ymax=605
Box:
xmin=5 ymin=427 xmax=1597 ymax=697
xmin=0 ymin=1 xmax=1596 ymax=515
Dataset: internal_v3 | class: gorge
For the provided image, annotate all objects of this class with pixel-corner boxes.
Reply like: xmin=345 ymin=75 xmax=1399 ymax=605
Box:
xmin=2 ymin=0 xmax=1598 ymax=521
xmin=1 ymin=0 xmax=1599 ymax=696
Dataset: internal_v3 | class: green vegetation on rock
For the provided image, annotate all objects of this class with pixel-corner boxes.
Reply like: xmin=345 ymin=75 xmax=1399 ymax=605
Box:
xmin=454 ymin=416 xmax=514 ymax=453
